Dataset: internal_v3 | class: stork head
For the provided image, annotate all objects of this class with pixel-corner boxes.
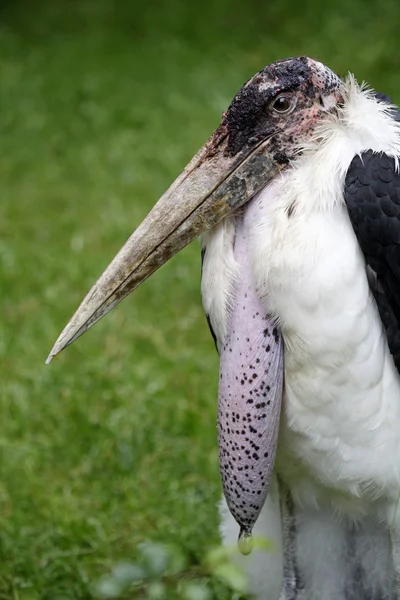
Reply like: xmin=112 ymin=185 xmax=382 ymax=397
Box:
xmin=47 ymin=57 xmax=343 ymax=361
xmin=222 ymin=56 xmax=342 ymax=160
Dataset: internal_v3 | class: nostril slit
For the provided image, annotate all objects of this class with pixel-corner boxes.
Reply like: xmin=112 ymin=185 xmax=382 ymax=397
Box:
xmin=319 ymin=96 xmax=325 ymax=107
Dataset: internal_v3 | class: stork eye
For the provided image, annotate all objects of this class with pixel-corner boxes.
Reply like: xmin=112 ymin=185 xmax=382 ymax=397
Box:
xmin=271 ymin=95 xmax=296 ymax=114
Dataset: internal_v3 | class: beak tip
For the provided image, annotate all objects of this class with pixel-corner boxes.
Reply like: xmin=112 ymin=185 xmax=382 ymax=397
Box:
xmin=45 ymin=353 xmax=54 ymax=365
xmin=46 ymin=334 xmax=68 ymax=364
xmin=46 ymin=318 xmax=89 ymax=364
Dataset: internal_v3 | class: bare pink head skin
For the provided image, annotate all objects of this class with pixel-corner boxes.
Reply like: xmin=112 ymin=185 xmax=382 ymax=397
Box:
xmin=217 ymin=56 xmax=342 ymax=163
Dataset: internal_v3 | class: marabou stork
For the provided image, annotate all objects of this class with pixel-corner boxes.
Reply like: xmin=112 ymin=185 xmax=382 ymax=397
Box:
xmin=48 ymin=57 xmax=400 ymax=600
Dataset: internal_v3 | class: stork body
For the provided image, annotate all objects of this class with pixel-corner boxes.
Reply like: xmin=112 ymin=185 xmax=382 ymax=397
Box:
xmin=202 ymin=81 xmax=400 ymax=598
xmin=48 ymin=58 xmax=400 ymax=600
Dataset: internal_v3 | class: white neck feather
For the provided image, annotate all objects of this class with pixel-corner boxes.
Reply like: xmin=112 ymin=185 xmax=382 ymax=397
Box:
xmin=284 ymin=76 xmax=400 ymax=214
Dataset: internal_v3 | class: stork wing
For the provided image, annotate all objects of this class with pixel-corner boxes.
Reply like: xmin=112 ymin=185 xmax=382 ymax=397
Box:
xmin=344 ymin=149 xmax=400 ymax=373
xmin=201 ymin=247 xmax=219 ymax=352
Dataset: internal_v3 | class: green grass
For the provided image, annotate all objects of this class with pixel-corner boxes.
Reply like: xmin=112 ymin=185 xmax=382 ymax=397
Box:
xmin=1 ymin=0 xmax=400 ymax=597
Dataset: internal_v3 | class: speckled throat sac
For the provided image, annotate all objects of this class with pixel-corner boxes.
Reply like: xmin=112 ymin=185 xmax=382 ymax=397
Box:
xmin=217 ymin=214 xmax=284 ymax=554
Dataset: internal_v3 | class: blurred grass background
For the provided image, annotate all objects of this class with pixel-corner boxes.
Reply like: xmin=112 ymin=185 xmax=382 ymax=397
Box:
xmin=1 ymin=0 xmax=400 ymax=598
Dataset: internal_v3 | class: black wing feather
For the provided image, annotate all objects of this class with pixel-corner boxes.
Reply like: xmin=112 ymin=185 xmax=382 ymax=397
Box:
xmin=344 ymin=149 xmax=400 ymax=372
xmin=201 ymin=246 xmax=219 ymax=352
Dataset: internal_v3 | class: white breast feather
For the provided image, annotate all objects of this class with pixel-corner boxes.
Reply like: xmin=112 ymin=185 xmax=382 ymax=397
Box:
xmin=249 ymin=77 xmax=400 ymax=518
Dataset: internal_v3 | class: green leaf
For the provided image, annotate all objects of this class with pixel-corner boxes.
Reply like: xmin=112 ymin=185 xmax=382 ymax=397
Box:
xmin=212 ymin=563 xmax=247 ymax=593
xmin=205 ymin=537 xmax=274 ymax=569
xmin=138 ymin=542 xmax=170 ymax=577
xmin=94 ymin=577 xmax=123 ymax=599
xmin=112 ymin=561 xmax=145 ymax=585
xmin=147 ymin=581 xmax=166 ymax=599
xmin=252 ymin=536 xmax=275 ymax=552
xmin=204 ymin=545 xmax=231 ymax=568
xmin=179 ymin=581 xmax=212 ymax=600
xmin=165 ymin=543 xmax=188 ymax=574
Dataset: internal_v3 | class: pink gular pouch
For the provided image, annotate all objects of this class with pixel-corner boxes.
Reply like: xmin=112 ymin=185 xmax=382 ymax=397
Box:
xmin=218 ymin=211 xmax=283 ymax=555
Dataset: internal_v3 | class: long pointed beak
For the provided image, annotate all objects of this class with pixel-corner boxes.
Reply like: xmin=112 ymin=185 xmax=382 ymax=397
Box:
xmin=47 ymin=126 xmax=283 ymax=363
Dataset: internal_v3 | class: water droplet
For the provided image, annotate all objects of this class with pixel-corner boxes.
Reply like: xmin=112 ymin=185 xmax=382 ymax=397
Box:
xmin=238 ymin=529 xmax=253 ymax=555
